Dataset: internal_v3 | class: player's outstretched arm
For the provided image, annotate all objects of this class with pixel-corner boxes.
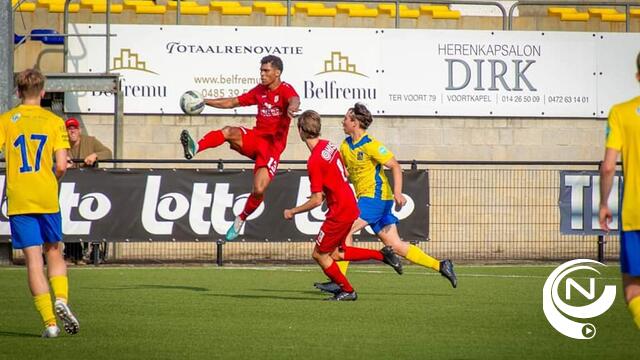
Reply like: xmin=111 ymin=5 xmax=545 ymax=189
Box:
xmin=204 ymin=97 xmax=240 ymax=109
xmin=384 ymin=157 xmax=406 ymax=207
xmin=284 ymin=192 xmax=323 ymax=219
xmin=54 ymin=148 xmax=69 ymax=180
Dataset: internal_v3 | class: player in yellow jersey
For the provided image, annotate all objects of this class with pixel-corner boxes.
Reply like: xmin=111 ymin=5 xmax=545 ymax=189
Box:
xmin=0 ymin=69 xmax=79 ymax=337
xmin=314 ymin=103 xmax=457 ymax=294
xmin=599 ymin=51 xmax=640 ymax=329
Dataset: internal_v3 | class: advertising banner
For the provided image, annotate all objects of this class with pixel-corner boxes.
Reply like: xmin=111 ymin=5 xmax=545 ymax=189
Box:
xmin=66 ymin=24 xmax=640 ymax=118
xmin=0 ymin=169 xmax=429 ymax=242
xmin=559 ymin=170 xmax=622 ymax=235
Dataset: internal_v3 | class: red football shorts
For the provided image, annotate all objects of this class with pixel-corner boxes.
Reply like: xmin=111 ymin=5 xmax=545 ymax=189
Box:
xmin=235 ymin=127 xmax=284 ymax=179
xmin=315 ymin=219 xmax=354 ymax=254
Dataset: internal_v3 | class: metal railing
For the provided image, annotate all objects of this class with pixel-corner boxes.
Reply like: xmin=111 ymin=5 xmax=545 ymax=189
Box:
xmin=508 ymin=1 xmax=640 ymax=31
xmin=3 ymin=160 xmax=618 ymax=266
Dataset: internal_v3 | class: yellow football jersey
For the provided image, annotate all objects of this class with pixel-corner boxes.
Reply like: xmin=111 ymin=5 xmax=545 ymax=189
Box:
xmin=340 ymin=133 xmax=394 ymax=200
xmin=0 ymin=105 xmax=69 ymax=215
xmin=606 ymin=96 xmax=640 ymax=231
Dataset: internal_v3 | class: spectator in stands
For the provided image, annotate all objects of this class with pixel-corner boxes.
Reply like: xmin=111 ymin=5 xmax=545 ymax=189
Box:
xmin=599 ymin=51 xmax=640 ymax=329
xmin=180 ymin=55 xmax=300 ymax=241
xmin=284 ymin=110 xmax=403 ymax=301
xmin=65 ymin=117 xmax=112 ymax=168
xmin=314 ymin=102 xmax=457 ymax=295
xmin=0 ymin=68 xmax=79 ymax=337
xmin=64 ymin=117 xmax=112 ymax=264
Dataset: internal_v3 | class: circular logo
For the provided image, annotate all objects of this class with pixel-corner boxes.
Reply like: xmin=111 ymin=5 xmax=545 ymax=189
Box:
xmin=542 ymin=259 xmax=616 ymax=339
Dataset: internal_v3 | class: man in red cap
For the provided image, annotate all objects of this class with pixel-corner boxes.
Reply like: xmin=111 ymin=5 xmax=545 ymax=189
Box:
xmin=64 ymin=117 xmax=113 ymax=264
xmin=65 ymin=117 xmax=112 ymax=168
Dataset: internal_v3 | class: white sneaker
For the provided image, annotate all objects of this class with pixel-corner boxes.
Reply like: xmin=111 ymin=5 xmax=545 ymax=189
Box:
xmin=42 ymin=325 xmax=60 ymax=338
xmin=54 ymin=300 xmax=80 ymax=335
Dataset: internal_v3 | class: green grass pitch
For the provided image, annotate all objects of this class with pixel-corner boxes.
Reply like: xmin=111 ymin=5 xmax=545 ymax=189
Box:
xmin=0 ymin=265 xmax=636 ymax=359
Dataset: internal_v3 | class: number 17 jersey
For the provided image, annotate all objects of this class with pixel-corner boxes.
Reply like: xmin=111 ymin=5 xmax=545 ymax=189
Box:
xmin=0 ymin=105 xmax=69 ymax=215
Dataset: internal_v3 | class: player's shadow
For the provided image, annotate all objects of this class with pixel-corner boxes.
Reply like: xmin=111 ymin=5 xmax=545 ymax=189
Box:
xmin=204 ymin=292 xmax=317 ymax=301
xmin=0 ymin=330 xmax=40 ymax=338
xmin=93 ymin=284 xmax=209 ymax=292
xmin=255 ymin=288 xmax=322 ymax=295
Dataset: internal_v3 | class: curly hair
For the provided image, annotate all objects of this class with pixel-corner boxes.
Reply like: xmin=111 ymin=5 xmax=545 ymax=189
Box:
xmin=347 ymin=102 xmax=373 ymax=130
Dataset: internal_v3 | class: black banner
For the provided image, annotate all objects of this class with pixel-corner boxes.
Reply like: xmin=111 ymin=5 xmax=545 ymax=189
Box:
xmin=0 ymin=169 xmax=429 ymax=242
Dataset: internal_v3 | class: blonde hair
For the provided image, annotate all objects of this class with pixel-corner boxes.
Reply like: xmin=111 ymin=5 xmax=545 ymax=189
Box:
xmin=297 ymin=110 xmax=321 ymax=140
xmin=16 ymin=68 xmax=45 ymax=99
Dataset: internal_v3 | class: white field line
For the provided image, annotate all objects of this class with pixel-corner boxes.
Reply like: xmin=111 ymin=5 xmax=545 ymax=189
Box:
xmin=0 ymin=265 xmax=622 ymax=280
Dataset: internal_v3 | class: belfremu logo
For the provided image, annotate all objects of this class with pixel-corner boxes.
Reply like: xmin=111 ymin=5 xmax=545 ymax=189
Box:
xmin=112 ymin=48 xmax=158 ymax=75
xmin=316 ymin=51 xmax=367 ymax=77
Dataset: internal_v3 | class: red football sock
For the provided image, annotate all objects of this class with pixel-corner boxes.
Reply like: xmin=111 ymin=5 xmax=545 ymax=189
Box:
xmin=197 ymin=130 xmax=225 ymax=152
xmin=323 ymin=261 xmax=354 ymax=293
xmin=343 ymin=246 xmax=383 ymax=261
xmin=239 ymin=193 xmax=263 ymax=221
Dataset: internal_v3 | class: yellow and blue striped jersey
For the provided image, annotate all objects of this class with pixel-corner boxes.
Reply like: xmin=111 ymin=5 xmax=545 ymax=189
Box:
xmin=606 ymin=96 xmax=640 ymax=231
xmin=0 ymin=105 xmax=69 ymax=215
xmin=340 ymin=133 xmax=394 ymax=200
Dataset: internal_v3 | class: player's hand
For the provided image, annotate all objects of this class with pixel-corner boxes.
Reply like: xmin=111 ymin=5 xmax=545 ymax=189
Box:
xmin=284 ymin=209 xmax=294 ymax=220
xmin=599 ymin=205 xmax=613 ymax=232
xmin=394 ymin=192 xmax=407 ymax=208
xmin=84 ymin=153 xmax=98 ymax=166
xmin=287 ymin=106 xmax=300 ymax=119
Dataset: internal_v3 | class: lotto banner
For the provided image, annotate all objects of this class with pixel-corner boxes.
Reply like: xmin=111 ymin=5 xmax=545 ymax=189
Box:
xmin=559 ymin=170 xmax=622 ymax=235
xmin=66 ymin=24 xmax=640 ymax=118
xmin=0 ymin=169 xmax=429 ymax=242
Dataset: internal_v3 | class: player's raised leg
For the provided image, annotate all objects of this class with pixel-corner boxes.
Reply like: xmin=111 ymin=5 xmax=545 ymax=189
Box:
xmin=377 ymin=224 xmax=457 ymax=288
xmin=180 ymin=126 xmax=243 ymax=160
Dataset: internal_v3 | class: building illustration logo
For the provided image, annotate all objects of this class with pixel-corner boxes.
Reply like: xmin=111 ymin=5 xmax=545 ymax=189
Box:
xmin=316 ymin=52 xmax=367 ymax=77
xmin=112 ymin=49 xmax=158 ymax=74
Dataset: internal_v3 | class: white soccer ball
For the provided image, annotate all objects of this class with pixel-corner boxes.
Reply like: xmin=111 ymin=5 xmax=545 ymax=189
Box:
xmin=179 ymin=90 xmax=205 ymax=115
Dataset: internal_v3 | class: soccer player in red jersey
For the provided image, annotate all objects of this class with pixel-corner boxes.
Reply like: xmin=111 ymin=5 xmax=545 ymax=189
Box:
xmin=283 ymin=110 xmax=403 ymax=301
xmin=181 ymin=55 xmax=300 ymax=240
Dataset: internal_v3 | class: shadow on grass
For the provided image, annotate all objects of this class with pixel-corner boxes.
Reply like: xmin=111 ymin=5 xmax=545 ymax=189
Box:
xmin=203 ymin=293 xmax=318 ymax=301
xmin=93 ymin=284 xmax=209 ymax=292
xmin=0 ymin=331 xmax=40 ymax=338
xmin=255 ymin=288 xmax=453 ymax=297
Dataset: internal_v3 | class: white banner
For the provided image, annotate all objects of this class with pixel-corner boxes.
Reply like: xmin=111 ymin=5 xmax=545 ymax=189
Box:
xmin=66 ymin=24 xmax=639 ymax=118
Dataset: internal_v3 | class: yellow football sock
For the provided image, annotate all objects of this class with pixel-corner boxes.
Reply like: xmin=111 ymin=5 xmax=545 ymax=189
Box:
xmin=337 ymin=261 xmax=350 ymax=275
xmin=628 ymin=296 xmax=640 ymax=329
xmin=49 ymin=275 xmax=68 ymax=303
xmin=406 ymin=244 xmax=440 ymax=271
xmin=34 ymin=293 xmax=56 ymax=327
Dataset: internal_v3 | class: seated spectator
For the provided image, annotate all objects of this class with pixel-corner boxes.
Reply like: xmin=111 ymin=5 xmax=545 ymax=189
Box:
xmin=64 ymin=117 xmax=112 ymax=264
xmin=65 ymin=117 xmax=112 ymax=168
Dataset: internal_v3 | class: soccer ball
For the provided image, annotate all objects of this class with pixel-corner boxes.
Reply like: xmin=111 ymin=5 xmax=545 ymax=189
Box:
xmin=179 ymin=90 xmax=205 ymax=115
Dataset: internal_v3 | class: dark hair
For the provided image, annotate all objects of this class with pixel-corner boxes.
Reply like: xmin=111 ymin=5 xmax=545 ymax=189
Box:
xmin=261 ymin=55 xmax=283 ymax=72
xmin=348 ymin=102 xmax=373 ymax=130
xmin=297 ymin=110 xmax=321 ymax=140
xmin=637 ymin=51 xmax=640 ymax=73
xmin=16 ymin=68 xmax=45 ymax=99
